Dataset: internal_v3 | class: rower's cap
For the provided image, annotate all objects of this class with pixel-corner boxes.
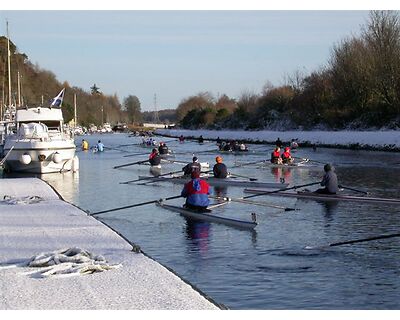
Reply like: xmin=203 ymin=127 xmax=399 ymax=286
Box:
xmin=324 ymin=163 xmax=331 ymax=172
xmin=285 ymin=147 xmax=290 ymax=151
xmin=193 ymin=156 xmax=198 ymax=162
xmin=216 ymin=156 xmax=223 ymax=163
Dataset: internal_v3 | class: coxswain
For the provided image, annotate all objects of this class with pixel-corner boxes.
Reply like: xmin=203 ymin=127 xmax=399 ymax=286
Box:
xmin=97 ymin=140 xmax=104 ymax=152
xmin=181 ymin=170 xmax=210 ymax=211
xmin=158 ymin=142 xmax=169 ymax=155
xmin=81 ymin=139 xmax=89 ymax=151
xmin=182 ymin=156 xmax=202 ymax=176
xmin=281 ymin=147 xmax=293 ymax=164
xmin=213 ymin=156 xmax=228 ymax=179
xmin=271 ymin=147 xmax=283 ymax=164
xmin=149 ymin=148 xmax=162 ymax=166
xmin=315 ymin=164 xmax=338 ymax=194
xmin=198 ymin=135 xmax=204 ymax=144
xmin=275 ymin=137 xmax=283 ymax=148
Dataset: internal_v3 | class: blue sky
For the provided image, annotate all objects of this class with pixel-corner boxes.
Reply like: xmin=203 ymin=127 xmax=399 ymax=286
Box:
xmin=0 ymin=10 xmax=372 ymax=111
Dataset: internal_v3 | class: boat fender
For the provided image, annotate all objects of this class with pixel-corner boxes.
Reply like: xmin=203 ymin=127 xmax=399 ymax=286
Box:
xmin=52 ymin=152 xmax=62 ymax=163
xmin=72 ymin=155 xmax=80 ymax=172
xmin=20 ymin=153 xmax=32 ymax=165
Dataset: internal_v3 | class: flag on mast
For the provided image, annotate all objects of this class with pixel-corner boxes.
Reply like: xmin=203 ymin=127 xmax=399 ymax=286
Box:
xmin=50 ymin=88 xmax=65 ymax=107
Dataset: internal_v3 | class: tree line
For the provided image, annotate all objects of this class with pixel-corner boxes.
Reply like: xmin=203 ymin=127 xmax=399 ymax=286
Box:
xmin=176 ymin=11 xmax=400 ymax=130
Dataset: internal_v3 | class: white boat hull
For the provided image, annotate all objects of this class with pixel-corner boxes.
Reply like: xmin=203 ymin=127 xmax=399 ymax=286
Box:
xmin=156 ymin=202 xmax=257 ymax=229
xmin=243 ymin=189 xmax=400 ymax=205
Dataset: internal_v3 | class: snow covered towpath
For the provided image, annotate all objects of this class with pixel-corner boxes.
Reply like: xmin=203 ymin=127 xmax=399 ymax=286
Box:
xmin=0 ymin=178 xmax=220 ymax=310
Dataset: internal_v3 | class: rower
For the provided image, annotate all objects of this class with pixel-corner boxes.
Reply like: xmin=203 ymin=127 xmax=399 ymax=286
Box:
xmin=315 ymin=164 xmax=338 ymax=194
xmin=96 ymin=140 xmax=104 ymax=152
xmin=182 ymin=156 xmax=202 ymax=176
xmin=213 ymin=156 xmax=228 ymax=179
xmin=275 ymin=137 xmax=283 ymax=148
xmin=81 ymin=139 xmax=89 ymax=151
xmin=271 ymin=147 xmax=283 ymax=164
xmin=281 ymin=147 xmax=293 ymax=164
xmin=290 ymin=139 xmax=299 ymax=149
xmin=181 ymin=170 xmax=210 ymax=211
xmin=198 ymin=135 xmax=204 ymax=144
xmin=158 ymin=142 xmax=169 ymax=155
xmin=149 ymin=148 xmax=162 ymax=166
xmin=179 ymin=135 xmax=185 ymax=143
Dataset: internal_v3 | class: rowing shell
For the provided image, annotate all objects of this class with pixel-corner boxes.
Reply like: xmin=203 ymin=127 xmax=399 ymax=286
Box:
xmin=260 ymin=159 xmax=319 ymax=169
xmin=139 ymin=175 xmax=289 ymax=189
xmin=243 ymin=189 xmax=400 ymax=205
xmin=156 ymin=202 xmax=258 ymax=229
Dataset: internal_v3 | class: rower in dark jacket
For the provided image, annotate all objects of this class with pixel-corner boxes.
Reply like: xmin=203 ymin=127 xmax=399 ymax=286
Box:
xmin=158 ymin=142 xmax=169 ymax=155
xmin=182 ymin=156 xmax=202 ymax=176
xmin=149 ymin=148 xmax=162 ymax=166
xmin=315 ymin=164 xmax=338 ymax=194
xmin=213 ymin=156 xmax=228 ymax=179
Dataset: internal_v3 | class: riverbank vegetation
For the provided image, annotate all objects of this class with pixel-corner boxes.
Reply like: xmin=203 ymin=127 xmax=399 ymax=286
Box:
xmin=176 ymin=11 xmax=400 ymax=130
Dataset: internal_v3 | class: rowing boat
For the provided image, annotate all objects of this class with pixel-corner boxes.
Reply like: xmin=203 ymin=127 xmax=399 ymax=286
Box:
xmin=156 ymin=202 xmax=258 ymax=229
xmin=138 ymin=174 xmax=289 ymax=189
xmin=260 ymin=159 xmax=320 ymax=169
xmin=243 ymin=189 xmax=400 ymax=205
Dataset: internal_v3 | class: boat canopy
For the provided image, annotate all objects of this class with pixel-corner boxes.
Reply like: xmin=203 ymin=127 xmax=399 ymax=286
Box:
xmin=16 ymin=107 xmax=64 ymax=123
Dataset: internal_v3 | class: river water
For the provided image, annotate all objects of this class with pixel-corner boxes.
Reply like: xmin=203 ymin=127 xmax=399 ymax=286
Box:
xmin=3 ymin=132 xmax=400 ymax=309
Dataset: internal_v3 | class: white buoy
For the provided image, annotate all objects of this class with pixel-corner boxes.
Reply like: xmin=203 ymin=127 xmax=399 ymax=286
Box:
xmin=20 ymin=153 xmax=32 ymax=165
xmin=52 ymin=152 xmax=62 ymax=163
xmin=72 ymin=155 xmax=79 ymax=172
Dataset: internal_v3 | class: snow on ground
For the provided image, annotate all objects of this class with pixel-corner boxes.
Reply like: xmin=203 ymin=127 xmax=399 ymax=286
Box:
xmin=156 ymin=129 xmax=400 ymax=150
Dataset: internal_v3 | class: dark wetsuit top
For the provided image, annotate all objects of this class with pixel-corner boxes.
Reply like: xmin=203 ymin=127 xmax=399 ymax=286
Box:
xmin=213 ymin=163 xmax=228 ymax=179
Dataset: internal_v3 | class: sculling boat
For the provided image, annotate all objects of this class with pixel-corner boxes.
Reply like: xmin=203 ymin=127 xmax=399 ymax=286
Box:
xmin=243 ymin=189 xmax=400 ymax=205
xmin=156 ymin=202 xmax=258 ymax=229
xmin=138 ymin=174 xmax=289 ymax=189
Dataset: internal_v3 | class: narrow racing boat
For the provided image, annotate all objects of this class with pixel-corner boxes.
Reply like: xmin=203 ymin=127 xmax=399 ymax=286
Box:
xmin=138 ymin=174 xmax=289 ymax=189
xmin=156 ymin=202 xmax=258 ymax=229
xmin=243 ymin=189 xmax=400 ymax=205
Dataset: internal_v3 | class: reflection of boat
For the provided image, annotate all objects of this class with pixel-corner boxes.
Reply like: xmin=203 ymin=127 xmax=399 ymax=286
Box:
xmin=138 ymin=174 xmax=288 ymax=189
xmin=243 ymin=189 xmax=400 ymax=205
xmin=156 ymin=202 xmax=258 ymax=229
xmin=2 ymin=89 xmax=77 ymax=173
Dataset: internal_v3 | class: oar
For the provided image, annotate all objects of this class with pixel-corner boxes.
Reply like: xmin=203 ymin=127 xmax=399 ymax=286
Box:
xmin=228 ymin=172 xmax=258 ymax=181
xmin=120 ymin=169 xmax=184 ymax=184
xmin=210 ymin=195 xmax=296 ymax=211
xmin=90 ymin=194 xmax=183 ymax=216
xmin=305 ymin=232 xmax=400 ymax=250
xmin=123 ymin=152 xmax=152 ymax=158
xmin=338 ymin=185 xmax=368 ymax=195
xmin=242 ymin=181 xmax=321 ymax=200
xmin=295 ymin=157 xmax=325 ymax=165
xmin=232 ymin=160 xmax=266 ymax=168
xmin=113 ymin=159 xmax=149 ymax=169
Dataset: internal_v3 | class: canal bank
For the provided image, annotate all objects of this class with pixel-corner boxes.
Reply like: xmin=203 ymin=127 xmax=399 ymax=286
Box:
xmin=0 ymin=178 xmax=220 ymax=310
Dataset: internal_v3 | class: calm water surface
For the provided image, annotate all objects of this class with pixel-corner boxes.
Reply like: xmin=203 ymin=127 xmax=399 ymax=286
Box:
xmin=3 ymin=133 xmax=400 ymax=309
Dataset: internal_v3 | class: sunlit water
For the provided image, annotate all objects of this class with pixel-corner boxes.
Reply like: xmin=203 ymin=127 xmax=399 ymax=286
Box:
xmin=3 ymin=133 xmax=400 ymax=309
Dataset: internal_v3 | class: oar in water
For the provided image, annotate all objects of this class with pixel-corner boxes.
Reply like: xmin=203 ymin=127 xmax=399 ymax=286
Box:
xmin=305 ymin=232 xmax=400 ymax=250
xmin=338 ymin=185 xmax=368 ymax=195
xmin=113 ymin=159 xmax=149 ymax=169
xmin=120 ymin=169 xmax=184 ymax=184
xmin=242 ymin=181 xmax=321 ymax=200
xmin=210 ymin=195 xmax=296 ymax=211
xmin=90 ymin=195 xmax=183 ymax=216
xmin=232 ymin=160 xmax=266 ymax=168
xmin=295 ymin=157 xmax=325 ymax=165
xmin=228 ymin=172 xmax=258 ymax=181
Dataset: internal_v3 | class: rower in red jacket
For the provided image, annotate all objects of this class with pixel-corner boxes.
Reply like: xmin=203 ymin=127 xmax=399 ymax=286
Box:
xmin=149 ymin=148 xmax=161 ymax=166
xmin=181 ymin=170 xmax=210 ymax=210
xmin=281 ymin=147 xmax=294 ymax=164
xmin=270 ymin=147 xmax=283 ymax=164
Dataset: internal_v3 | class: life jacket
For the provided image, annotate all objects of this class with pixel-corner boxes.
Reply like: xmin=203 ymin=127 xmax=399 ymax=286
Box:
xmin=282 ymin=151 xmax=291 ymax=159
xmin=181 ymin=178 xmax=210 ymax=207
xmin=271 ymin=150 xmax=281 ymax=163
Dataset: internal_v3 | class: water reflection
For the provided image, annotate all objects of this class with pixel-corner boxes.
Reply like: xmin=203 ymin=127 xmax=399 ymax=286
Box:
xmin=185 ymin=220 xmax=211 ymax=254
xmin=270 ymin=167 xmax=292 ymax=184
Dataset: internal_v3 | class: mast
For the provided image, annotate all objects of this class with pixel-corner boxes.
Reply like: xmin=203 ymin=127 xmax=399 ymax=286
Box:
xmin=17 ymin=70 xmax=21 ymax=107
xmin=153 ymin=93 xmax=160 ymax=123
xmin=74 ymin=93 xmax=77 ymax=128
xmin=6 ymin=20 xmax=11 ymax=108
